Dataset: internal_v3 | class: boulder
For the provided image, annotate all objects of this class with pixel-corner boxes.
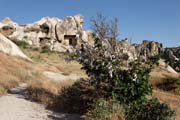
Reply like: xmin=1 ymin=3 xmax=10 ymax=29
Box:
xmin=0 ymin=33 xmax=31 ymax=61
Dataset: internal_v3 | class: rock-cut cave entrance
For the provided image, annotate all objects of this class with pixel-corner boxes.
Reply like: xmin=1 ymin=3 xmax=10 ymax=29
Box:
xmin=64 ymin=35 xmax=77 ymax=47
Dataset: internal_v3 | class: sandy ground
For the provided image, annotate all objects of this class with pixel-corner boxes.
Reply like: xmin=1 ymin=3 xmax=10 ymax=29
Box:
xmin=0 ymin=84 xmax=80 ymax=120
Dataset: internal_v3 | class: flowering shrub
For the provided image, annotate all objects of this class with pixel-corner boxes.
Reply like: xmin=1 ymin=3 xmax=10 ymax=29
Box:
xmin=76 ymin=35 xmax=152 ymax=104
xmin=66 ymin=30 xmax=175 ymax=119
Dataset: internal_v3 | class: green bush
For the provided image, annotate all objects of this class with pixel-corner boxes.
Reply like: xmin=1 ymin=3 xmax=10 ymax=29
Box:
xmin=157 ymin=78 xmax=180 ymax=95
xmin=40 ymin=46 xmax=51 ymax=53
xmin=125 ymin=98 xmax=175 ymax=120
xmin=31 ymin=47 xmax=39 ymax=51
xmin=87 ymin=99 xmax=124 ymax=120
xmin=49 ymin=79 xmax=95 ymax=114
xmin=77 ymin=38 xmax=152 ymax=104
xmin=14 ymin=41 xmax=30 ymax=49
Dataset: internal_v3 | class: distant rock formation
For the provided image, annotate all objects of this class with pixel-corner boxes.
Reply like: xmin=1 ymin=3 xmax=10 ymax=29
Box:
xmin=0 ymin=14 xmax=94 ymax=52
xmin=164 ymin=47 xmax=180 ymax=61
xmin=116 ymin=38 xmax=164 ymax=62
xmin=135 ymin=40 xmax=163 ymax=61
xmin=164 ymin=47 xmax=180 ymax=71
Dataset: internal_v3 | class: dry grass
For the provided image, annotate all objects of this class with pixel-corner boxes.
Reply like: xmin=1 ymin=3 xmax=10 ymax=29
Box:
xmin=149 ymin=61 xmax=180 ymax=120
xmin=0 ymin=52 xmax=33 ymax=95
xmin=18 ymin=48 xmax=87 ymax=108
xmin=153 ymin=90 xmax=180 ymax=120
xmin=0 ymin=47 xmax=85 ymax=105
xmin=22 ymin=48 xmax=86 ymax=76
xmin=26 ymin=77 xmax=76 ymax=105
xmin=150 ymin=66 xmax=180 ymax=86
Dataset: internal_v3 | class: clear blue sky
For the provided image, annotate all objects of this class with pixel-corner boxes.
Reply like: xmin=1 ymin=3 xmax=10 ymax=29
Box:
xmin=0 ymin=0 xmax=179 ymax=47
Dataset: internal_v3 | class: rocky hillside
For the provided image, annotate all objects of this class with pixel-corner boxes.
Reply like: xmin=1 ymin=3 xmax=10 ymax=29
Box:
xmin=118 ymin=38 xmax=163 ymax=61
xmin=0 ymin=15 xmax=179 ymax=72
xmin=0 ymin=14 xmax=180 ymax=120
xmin=0 ymin=15 xmax=94 ymax=53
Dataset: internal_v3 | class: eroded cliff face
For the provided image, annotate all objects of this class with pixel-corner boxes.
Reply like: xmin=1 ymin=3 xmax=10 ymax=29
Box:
xmin=0 ymin=15 xmax=93 ymax=52
xmin=115 ymin=38 xmax=164 ymax=62
xmin=164 ymin=47 xmax=180 ymax=61
xmin=163 ymin=47 xmax=180 ymax=71
xmin=135 ymin=40 xmax=163 ymax=60
xmin=1 ymin=15 xmax=178 ymax=69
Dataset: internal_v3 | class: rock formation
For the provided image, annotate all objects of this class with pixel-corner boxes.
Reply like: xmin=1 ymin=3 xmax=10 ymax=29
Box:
xmin=164 ymin=47 xmax=180 ymax=71
xmin=0 ymin=33 xmax=31 ymax=61
xmin=135 ymin=40 xmax=163 ymax=61
xmin=0 ymin=15 xmax=176 ymax=67
xmin=0 ymin=14 xmax=94 ymax=53
xmin=115 ymin=38 xmax=164 ymax=62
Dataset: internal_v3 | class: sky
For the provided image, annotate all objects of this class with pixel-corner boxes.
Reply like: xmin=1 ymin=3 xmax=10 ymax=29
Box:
xmin=0 ymin=0 xmax=179 ymax=47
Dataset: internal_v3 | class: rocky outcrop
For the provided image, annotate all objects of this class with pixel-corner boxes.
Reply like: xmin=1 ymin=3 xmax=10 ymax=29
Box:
xmin=114 ymin=39 xmax=164 ymax=61
xmin=0 ymin=33 xmax=31 ymax=61
xmin=164 ymin=47 xmax=180 ymax=61
xmin=0 ymin=15 xmax=169 ymax=64
xmin=163 ymin=47 xmax=180 ymax=71
xmin=0 ymin=17 xmax=16 ymax=37
xmin=135 ymin=40 xmax=163 ymax=61
xmin=0 ymin=14 xmax=93 ymax=53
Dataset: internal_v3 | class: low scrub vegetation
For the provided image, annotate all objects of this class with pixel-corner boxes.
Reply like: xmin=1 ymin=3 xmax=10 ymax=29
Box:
xmin=157 ymin=78 xmax=180 ymax=95
xmin=125 ymin=98 xmax=175 ymax=120
xmin=48 ymin=79 xmax=93 ymax=114
xmin=87 ymin=99 xmax=124 ymax=120
xmin=14 ymin=40 xmax=30 ymax=49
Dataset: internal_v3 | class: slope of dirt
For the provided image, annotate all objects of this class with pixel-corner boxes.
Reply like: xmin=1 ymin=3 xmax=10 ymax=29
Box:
xmin=0 ymin=50 xmax=85 ymax=120
xmin=150 ymin=59 xmax=180 ymax=120
xmin=0 ymin=52 xmax=32 ymax=95
xmin=150 ymin=59 xmax=180 ymax=85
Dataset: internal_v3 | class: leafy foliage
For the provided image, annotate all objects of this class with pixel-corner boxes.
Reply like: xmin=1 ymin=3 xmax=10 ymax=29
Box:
xmin=14 ymin=41 xmax=30 ymax=49
xmin=76 ymin=35 xmax=153 ymax=104
xmin=40 ymin=46 xmax=51 ymax=53
xmin=125 ymin=98 xmax=175 ymax=120
xmin=157 ymin=78 xmax=180 ymax=95
xmin=51 ymin=79 xmax=95 ymax=114
xmin=147 ymin=54 xmax=160 ymax=66
xmin=87 ymin=98 xmax=124 ymax=120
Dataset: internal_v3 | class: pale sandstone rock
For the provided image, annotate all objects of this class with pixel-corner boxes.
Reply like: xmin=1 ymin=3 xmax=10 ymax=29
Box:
xmin=0 ymin=33 xmax=31 ymax=61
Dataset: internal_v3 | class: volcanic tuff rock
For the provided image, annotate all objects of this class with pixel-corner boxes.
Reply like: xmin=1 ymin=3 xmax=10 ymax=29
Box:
xmin=0 ymin=15 xmax=167 ymax=63
xmin=164 ymin=47 xmax=180 ymax=61
xmin=0 ymin=14 xmax=94 ymax=52
xmin=163 ymin=47 xmax=180 ymax=71
xmin=0 ymin=33 xmax=31 ymax=61
xmin=116 ymin=38 xmax=164 ymax=61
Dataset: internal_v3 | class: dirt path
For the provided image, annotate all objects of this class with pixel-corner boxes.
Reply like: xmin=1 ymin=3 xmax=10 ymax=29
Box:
xmin=44 ymin=71 xmax=83 ymax=81
xmin=0 ymin=84 xmax=80 ymax=120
